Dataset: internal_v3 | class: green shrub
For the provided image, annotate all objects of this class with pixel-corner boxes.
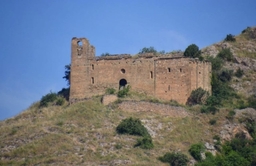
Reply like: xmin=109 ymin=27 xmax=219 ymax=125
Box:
xmin=211 ymin=73 xmax=235 ymax=101
xmin=138 ymin=46 xmax=157 ymax=54
xmin=105 ymin=88 xmax=116 ymax=94
xmin=56 ymin=97 xmax=65 ymax=106
xmin=40 ymin=92 xmax=58 ymax=107
xmin=226 ymin=110 xmax=236 ymax=120
xmin=241 ymin=117 xmax=256 ymax=138
xmin=242 ymin=27 xmax=251 ymax=33
xmin=116 ymin=117 xmax=150 ymax=137
xmin=206 ymin=56 xmax=224 ymax=71
xmin=115 ymin=143 xmax=122 ymax=149
xmin=134 ymin=136 xmax=154 ymax=149
xmin=217 ymin=48 xmax=234 ymax=61
xmin=201 ymin=106 xmax=219 ymax=114
xmin=184 ymin=44 xmax=201 ymax=58
xmin=189 ymin=143 xmax=205 ymax=161
xmin=218 ymin=69 xmax=233 ymax=82
xmin=206 ymin=96 xmax=221 ymax=106
xmin=224 ymin=34 xmax=236 ymax=42
xmin=209 ymin=119 xmax=217 ymax=125
xmin=235 ymin=68 xmax=244 ymax=78
xmin=57 ymin=88 xmax=70 ymax=100
xmin=159 ymin=152 xmax=189 ymax=166
xmin=117 ymin=86 xmax=130 ymax=98
xmin=169 ymin=100 xmax=180 ymax=106
xmin=101 ymin=52 xmax=110 ymax=56
xmin=248 ymin=95 xmax=256 ymax=109
xmin=187 ymin=88 xmax=209 ymax=105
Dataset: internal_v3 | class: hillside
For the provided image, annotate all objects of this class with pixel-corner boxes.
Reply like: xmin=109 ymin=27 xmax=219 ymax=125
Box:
xmin=201 ymin=26 xmax=256 ymax=97
xmin=1 ymin=27 xmax=256 ymax=165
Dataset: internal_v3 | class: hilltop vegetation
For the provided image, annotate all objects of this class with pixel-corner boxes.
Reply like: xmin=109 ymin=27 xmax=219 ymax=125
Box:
xmin=1 ymin=26 xmax=256 ymax=165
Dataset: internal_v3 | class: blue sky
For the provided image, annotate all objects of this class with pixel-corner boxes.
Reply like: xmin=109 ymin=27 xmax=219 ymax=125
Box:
xmin=0 ymin=0 xmax=255 ymax=120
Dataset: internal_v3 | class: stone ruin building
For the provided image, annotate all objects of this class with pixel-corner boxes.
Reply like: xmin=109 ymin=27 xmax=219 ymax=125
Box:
xmin=69 ymin=37 xmax=212 ymax=104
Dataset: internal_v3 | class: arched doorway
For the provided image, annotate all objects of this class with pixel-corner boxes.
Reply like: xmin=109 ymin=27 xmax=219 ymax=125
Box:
xmin=119 ymin=79 xmax=127 ymax=89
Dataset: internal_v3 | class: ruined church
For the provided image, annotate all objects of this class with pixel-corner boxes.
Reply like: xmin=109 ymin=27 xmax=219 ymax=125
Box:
xmin=69 ymin=38 xmax=212 ymax=104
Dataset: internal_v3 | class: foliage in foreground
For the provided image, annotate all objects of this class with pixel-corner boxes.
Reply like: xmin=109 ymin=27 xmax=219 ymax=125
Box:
xmin=116 ymin=117 xmax=149 ymax=137
xmin=158 ymin=152 xmax=189 ymax=166
xmin=224 ymin=34 xmax=236 ymax=42
xmin=116 ymin=117 xmax=153 ymax=149
xmin=105 ymin=88 xmax=116 ymax=95
xmin=189 ymin=143 xmax=205 ymax=161
xmin=134 ymin=136 xmax=154 ymax=149
xmin=196 ymin=136 xmax=256 ymax=166
xmin=186 ymin=88 xmax=209 ymax=106
xmin=184 ymin=44 xmax=201 ymax=58
xmin=63 ymin=64 xmax=71 ymax=86
xmin=40 ymin=92 xmax=65 ymax=107
xmin=117 ymin=86 xmax=130 ymax=98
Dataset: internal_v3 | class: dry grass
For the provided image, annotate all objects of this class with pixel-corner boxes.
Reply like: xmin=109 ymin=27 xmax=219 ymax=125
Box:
xmin=0 ymin=95 xmax=228 ymax=165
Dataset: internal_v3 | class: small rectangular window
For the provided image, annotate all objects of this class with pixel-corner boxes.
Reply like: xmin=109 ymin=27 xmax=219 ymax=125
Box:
xmin=91 ymin=77 xmax=94 ymax=84
xmin=150 ymin=71 xmax=153 ymax=79
xmin=168 ymin=68 xmax=171 ymax=72
xmin=91 ymin=64 xmax=94 ymax=70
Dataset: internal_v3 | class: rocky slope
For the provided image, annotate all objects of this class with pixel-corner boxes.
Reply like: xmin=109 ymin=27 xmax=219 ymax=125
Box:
xmin=201 ymin=26 xmax=256 ymax=97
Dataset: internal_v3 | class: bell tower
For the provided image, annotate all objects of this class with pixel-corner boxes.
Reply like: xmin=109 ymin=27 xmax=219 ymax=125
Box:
xmin=69 ymin=37 xmax=95 ymax=102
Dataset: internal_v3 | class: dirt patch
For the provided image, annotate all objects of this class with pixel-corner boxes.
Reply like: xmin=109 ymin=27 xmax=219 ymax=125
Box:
xmin=118 ymin=101 xmax=190 ymax=118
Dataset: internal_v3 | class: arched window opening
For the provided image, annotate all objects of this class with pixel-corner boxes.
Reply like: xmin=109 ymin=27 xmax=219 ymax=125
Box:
xmin=119 ymin=79 xmax=127 ymax=89
xmin=78 ymin=41 xmax=83 ymax=46
xmin=180 ymin=68 xmax=182 ymax=72
xmin=121 ymin=69 xmax=125 ymax=74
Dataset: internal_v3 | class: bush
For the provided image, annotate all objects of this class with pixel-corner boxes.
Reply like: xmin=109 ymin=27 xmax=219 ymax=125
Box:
xmin=57 ymin=88 xmax=69 ymax=100
xmin=235 ymin=68 xmax=244 ymax=78
xmin=56 ymin=97 xmax=65 ymax=106
xmin=187 ymin=88 xmax=209 ymax=105
xmin=105 ymin=88 xmax=116 ymax=94
xmin=134 ymin=136 xmax=154 ymax=149
xmin=138 ymin=47 xmax=157 ymax=54
xmin=224 ymin=34 xmax=236 ymax=42
xmin=189 ymin=143 xmax=205 ymax=161
xmin=206 ymin=95 xmax=221 ymax=106
xmin=117 ymin=86 xmax=130 ymax=98
xmin=159 ymin=152 xmax=189 ymax=166
xmin=226 ymin=110 xmax=236 ymax=120
xmin=201 ymin=106 xmax=219 ymax=114
xmin=242 ymin=27 xmax=251 ymax=33
xmin=40 ymin=92 xmax=58 ymax=107
xmin=184 ymin=44 xmax=201 ymax=58
xmin=217 ymin=48 xmax=234 ymax=61
xmin=218 ymin=69 xmax=233 ymax=82
xmin=206 ymin=56 xmax=224 ymax=71
xmin=248 ymin=95 xmax=256 ymax=109
xmin=209 ymin=119 xmax=217 ymax=125
xmin=101 ymin=52 xmax=110 ymax=56
xmin=116 ymin=117 xmax=150 ymax=137
xmin=243 ymin=117 xmax=256 ymax=138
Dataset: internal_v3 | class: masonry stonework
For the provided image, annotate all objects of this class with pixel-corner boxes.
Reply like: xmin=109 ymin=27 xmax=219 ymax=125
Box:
xmin=70 ymin=38 xmax=212 ymax=104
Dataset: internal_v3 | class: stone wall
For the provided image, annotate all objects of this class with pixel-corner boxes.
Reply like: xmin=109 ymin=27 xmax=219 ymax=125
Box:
xmin=69 ymin=37 xmax=212 ymax=104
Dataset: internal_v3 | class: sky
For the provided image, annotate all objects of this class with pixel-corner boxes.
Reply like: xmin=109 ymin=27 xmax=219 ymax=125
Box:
xmin=0 ymin=0 xmax=255 ymax=120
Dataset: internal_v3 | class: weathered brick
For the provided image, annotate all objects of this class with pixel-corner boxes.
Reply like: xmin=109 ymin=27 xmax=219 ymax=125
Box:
xmin=70 ymin=38 xmax=212 ymax=104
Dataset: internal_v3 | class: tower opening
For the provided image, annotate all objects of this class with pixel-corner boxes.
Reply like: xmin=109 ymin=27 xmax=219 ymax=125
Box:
xmin=78 ymin=41 xmax=83 ymax=46
xmin=119 ymin=79 xmax=127 ymax=89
